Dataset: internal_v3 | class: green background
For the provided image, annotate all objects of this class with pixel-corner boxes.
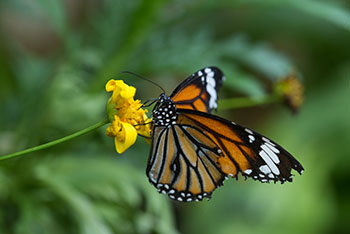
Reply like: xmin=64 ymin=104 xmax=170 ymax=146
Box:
xmin=0 ymin=0 xmax=349 ymax=233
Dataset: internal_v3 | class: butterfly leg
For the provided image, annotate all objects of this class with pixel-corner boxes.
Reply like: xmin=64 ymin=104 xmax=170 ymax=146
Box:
xmin=141 ymin=98 xmax=158 ymax=108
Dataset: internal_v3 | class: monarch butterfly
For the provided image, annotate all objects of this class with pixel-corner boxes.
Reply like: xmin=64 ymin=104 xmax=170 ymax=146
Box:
xmin=147 ymin=67 xmax=303 ymax=202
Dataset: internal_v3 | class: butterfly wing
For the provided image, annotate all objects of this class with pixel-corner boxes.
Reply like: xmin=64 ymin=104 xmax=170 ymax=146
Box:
xmin=147 ymin=67 xmax=303 ymax=202
xmin=170 ymin=67 xmax=225 ymax=113
xmin=177 ymin=109 xmax=304 ymax=183
xmin=146 ymin=124 xmax=226 ymax=202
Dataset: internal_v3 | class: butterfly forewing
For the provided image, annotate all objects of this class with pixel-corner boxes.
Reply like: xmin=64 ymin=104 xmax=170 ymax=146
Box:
xmin=178 ymin=109 xmax=304 ymax=183
xmin=170 ymin=67 xmax=224 ymax=113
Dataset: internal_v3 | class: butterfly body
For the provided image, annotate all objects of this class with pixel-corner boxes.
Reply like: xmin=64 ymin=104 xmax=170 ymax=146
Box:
xmin=152 ymin=94 xmax=178 ymax=127
xmin=146 ymin=67 xmax=303 ymax=202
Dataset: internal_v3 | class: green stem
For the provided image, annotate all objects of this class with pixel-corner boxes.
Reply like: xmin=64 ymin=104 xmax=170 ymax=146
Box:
xmin=218 ymin=94 xmax=281 ymax=110
xmin=0 ymin=95 xmax=280 ymax=161
xmin=0 ymin=119 xmax=109 ymax=161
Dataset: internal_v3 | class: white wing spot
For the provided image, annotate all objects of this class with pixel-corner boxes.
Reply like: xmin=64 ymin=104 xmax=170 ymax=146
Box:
xmin=206 ymin=75 xmax=217 ymax=109
xmin=261 ymin=144 xmax=280 ymax=164
xmin=265 ymin=142 xmax=280 ymax=154
xmin=248 ymin=135 xmax=255 ymax=143
xmin=245 ymin=128 xmax=253 ymax=134
xmin=259 ymin=165 xmax=271 ymax=174
xmin=259 ymin=150 xmax=280 ymax=175
xmin=244 ymin=169 xmax=252 ymax=175
xmin=207 ymin=71 xmax=214 ymax=77
xmin=204 ymin=68 xmax=211 ymax=73
xmin=207 ymin=74 xmax=216 ymax=86
xmin=262 ymin=137 xmax=276 ymax=146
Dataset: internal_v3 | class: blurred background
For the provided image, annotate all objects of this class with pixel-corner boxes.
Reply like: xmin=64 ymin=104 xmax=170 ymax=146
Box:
xmin=0 ymin=0 xmax=349 ymax=233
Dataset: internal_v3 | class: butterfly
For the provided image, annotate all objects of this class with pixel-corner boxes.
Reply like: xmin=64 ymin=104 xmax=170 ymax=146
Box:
xmin=146 ymin=67 xmax=304 ymax=202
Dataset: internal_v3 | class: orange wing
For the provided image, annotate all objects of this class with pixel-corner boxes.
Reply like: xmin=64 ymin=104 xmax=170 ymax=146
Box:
xmin=147 ymin=67 xmax=303 ymax=202
xmin=177 ymin=109 xmax=304 ymax=183
xmin=146 ymin=124 xmax=226 ymax=202
xmin=170 ymin=67 xmax=224 ymax=113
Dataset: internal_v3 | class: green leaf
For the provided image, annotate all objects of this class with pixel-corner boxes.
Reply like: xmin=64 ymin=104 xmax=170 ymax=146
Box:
xmin=37 ymin=167 xmax=114 ymax=234
xmin=34 ymin=0 xmax=68 ymax=36
xmin=220 ymin=35 xmax=294 ymax=80
xmin=231 ymin=0 xmax=350 ymax=32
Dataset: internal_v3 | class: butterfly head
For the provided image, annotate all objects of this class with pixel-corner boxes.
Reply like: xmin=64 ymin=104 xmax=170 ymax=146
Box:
xmin=152 ymin=93 xmax=177 ymax=126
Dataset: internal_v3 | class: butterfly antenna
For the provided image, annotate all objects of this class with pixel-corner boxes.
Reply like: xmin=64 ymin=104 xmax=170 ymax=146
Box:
xmin=122 ymin=71 xmax=165 ymax=94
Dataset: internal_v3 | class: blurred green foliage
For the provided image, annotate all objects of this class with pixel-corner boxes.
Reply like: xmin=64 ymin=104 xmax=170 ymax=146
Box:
xmin=0 ymin=0 xmax=349 ymax=233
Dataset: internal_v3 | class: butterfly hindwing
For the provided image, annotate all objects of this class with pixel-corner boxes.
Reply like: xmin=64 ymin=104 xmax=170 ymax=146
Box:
xmin=170 ymin=67 xmax=225 ymax=113
xmin=177 ymin=109 xmax=304 ymax=183
xmin=147 ymin=124 xmax=226 ymax=202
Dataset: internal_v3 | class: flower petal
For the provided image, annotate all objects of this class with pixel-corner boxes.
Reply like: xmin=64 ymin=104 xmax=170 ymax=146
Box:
xmin=115 ymin=122 xmax=137 ymax=154
xmin=105 ymin=79 xmax=152 ymax=154
xmin=120 ymin=85 xmax=136 ymax=99
xmin=105 ymin=80 xmax=118 ymax=92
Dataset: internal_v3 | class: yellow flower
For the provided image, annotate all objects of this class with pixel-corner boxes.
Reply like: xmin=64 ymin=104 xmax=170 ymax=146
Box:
xmin=105 ymin=80 xmax=151 ymax=154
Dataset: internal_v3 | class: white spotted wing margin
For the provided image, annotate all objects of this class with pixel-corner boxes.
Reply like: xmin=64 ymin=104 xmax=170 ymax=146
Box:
xmin=178 ymin=109 xmax=304 ymax=184
xmin=170 ymin=66 xmax=225 ymax=113
xmin=146 ymin=124 xmax=227 ymax=202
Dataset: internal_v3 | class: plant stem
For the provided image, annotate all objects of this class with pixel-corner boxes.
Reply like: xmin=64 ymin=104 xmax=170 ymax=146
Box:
xmin=0 ymin=95 xmax=280 ymax=161
xmin=218 ymin=94 xmax=281 ymax=110
xmin=0 ymin=119 xmax=109 ymax=161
